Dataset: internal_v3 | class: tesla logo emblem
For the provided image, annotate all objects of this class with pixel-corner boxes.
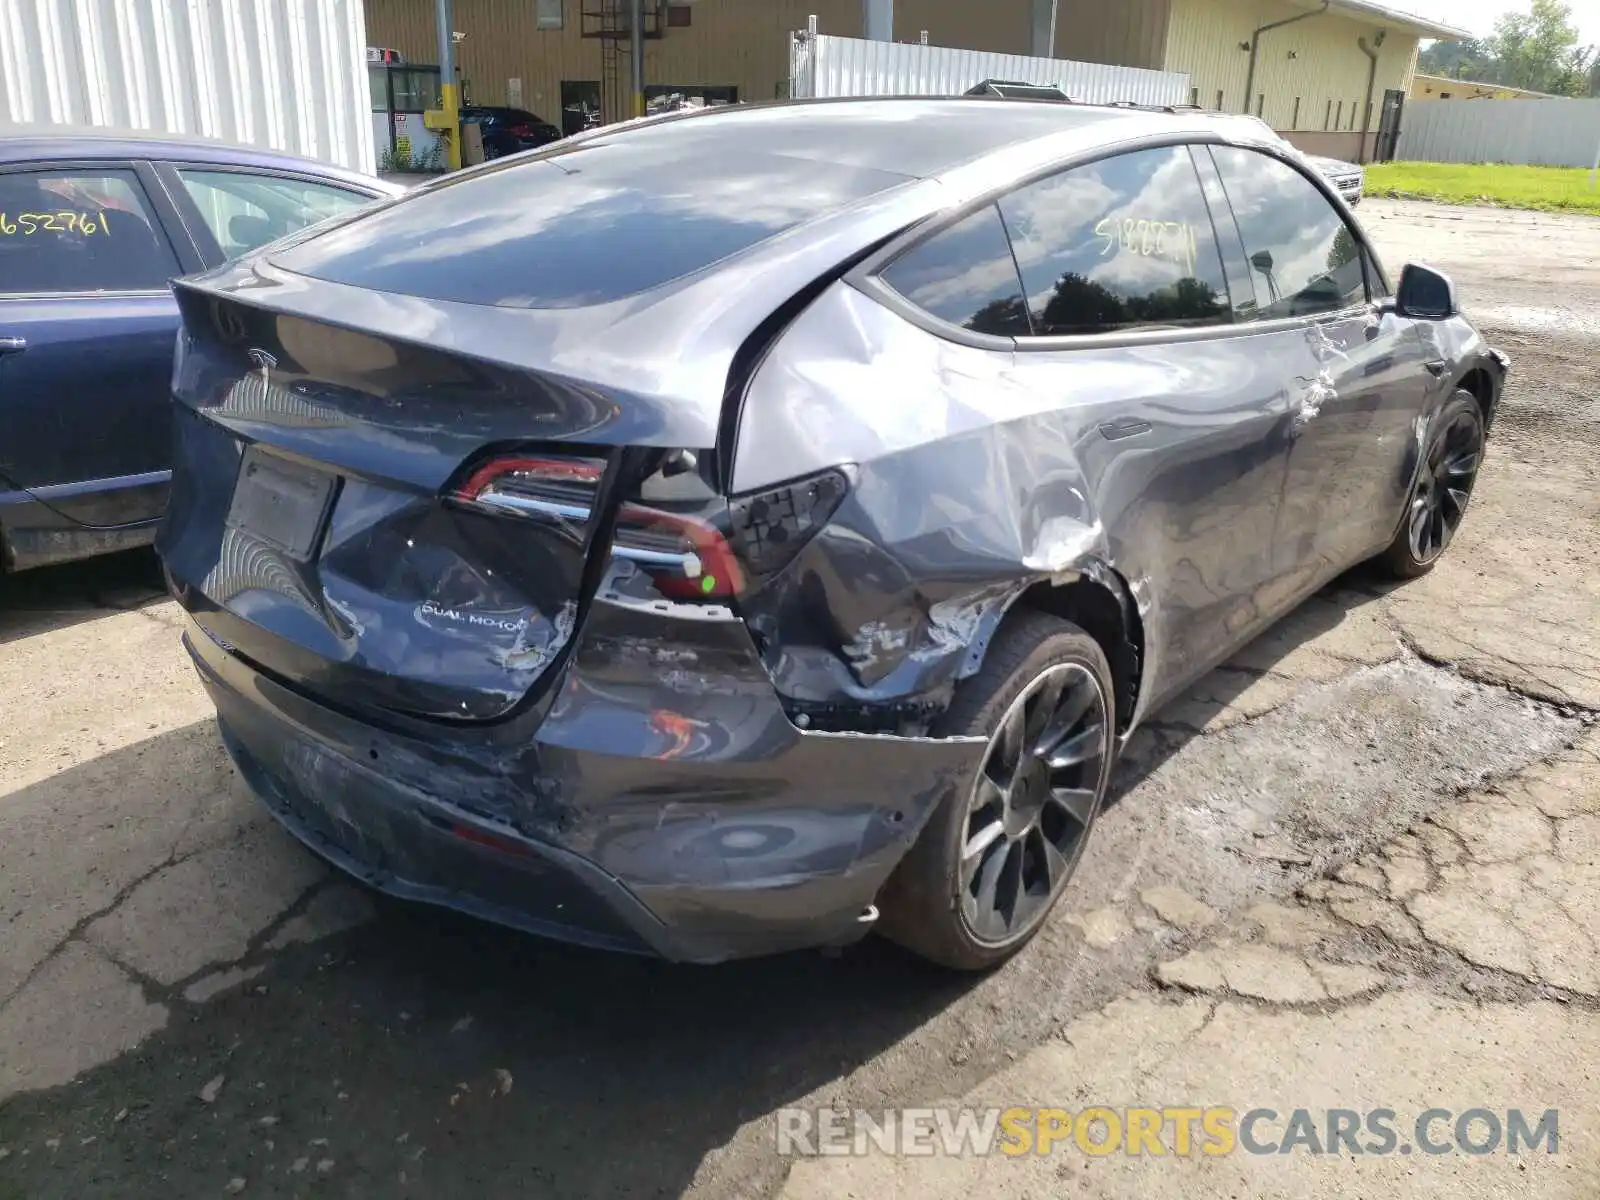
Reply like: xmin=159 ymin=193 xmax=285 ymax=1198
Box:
xmin=246 ymin=348 xmax=277 ymax=383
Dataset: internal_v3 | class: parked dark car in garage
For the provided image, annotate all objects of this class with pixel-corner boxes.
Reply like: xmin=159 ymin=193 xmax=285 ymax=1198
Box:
xmin=0 ymin=128 xmax=400 ymax=573
xmin=461 ymin=106 xmax=563 ymax=158
xmin=158 ymin=97 xmax=1506 ymax=970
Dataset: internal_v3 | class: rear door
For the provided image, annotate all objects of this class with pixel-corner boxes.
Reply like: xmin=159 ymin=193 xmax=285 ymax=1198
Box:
xmin=1208 ymin=144 xmax=1428 ymax=574
xmin=0 ymin=161 xmax=194 ymax=527
xmin=990 ymin=144 xmax=1305 ymax=699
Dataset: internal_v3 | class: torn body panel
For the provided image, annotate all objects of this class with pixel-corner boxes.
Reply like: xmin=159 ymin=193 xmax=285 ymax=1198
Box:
xmin=732 ymin=281 xmax=1335 ymax=733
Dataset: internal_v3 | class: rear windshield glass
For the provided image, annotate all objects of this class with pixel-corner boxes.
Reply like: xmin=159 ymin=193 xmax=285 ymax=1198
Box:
xmin=272 ymin=140 xmax=912 ymax=309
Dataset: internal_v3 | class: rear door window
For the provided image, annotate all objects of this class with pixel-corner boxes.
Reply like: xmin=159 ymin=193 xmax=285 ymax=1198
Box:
xmin=0 ymin=169 xmax=179 ymax=295
xmin=880 ymin=205 xmax=1031 ymax=336
xmin=998 ymin=145 xmax=1231 ymax=337
xmin=1209 ymin=145 xmax=1368 ymax=319
xmin=175 ymin=168 xmax=375 ymax=258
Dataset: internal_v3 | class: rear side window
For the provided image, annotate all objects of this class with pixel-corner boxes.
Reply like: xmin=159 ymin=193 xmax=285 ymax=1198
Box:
xmin=880 ymin=205 xmax=1030 ymax=337
xmin=998 ymin=145 xmax=1230 ymax=337
xmin=273 ymin=140 xmax=913 ymax=309
xmin=0 ymin=169 xmax=178 ymax=295
xmin=176 ymin=169 xmax=373 ymax=258
xmin=1209 ymin=145 xmax=1367 ymax=319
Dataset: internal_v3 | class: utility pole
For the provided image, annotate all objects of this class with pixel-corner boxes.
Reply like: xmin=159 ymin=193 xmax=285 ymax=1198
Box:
xmin=1030 ymin=0 xmax=1057 ymax=57
xmin=434 ymin=0 xmax=461 ymax=169
xmin=629 ymin=0 xmax=645 ymax=118
xmin=864 ymin=0 xmax=892 ymax=41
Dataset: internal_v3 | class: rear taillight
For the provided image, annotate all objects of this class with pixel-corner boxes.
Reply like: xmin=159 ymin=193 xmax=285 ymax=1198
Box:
xmin=451 ymin=455 xmax=848 ymax=603
xmin=507 ymin=123 xmax=539 ymax=138
xmin=452 ymin=455 xmax=606 ymax=541
xmin=613 ymin=505 xmax=744 ymax=600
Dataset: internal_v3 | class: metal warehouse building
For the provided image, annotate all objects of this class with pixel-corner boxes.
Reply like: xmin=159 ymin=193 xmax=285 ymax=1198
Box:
xmin=365 ymin=0 xmax=1465 ymax=161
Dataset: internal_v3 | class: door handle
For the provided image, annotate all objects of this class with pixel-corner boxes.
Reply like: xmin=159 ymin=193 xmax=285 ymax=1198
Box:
xmin=1098 ymin=417 xmax=1152 ymax=441
xmin=1424 ymin=359 xmax=1447 ymax=377
xmin=0 ymin=336 xmax=27 ymax=356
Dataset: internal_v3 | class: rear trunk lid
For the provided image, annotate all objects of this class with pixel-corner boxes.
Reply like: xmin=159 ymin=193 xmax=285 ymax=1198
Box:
xmin=160 ymin=286 xmax=722 ymax=721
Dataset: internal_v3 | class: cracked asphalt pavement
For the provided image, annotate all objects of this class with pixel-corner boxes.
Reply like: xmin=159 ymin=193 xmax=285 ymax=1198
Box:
xmin=2 ymin=199 xmax=1598 ymax=1198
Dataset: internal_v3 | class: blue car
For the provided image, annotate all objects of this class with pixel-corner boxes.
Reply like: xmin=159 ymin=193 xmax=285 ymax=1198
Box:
xmin=0 ymin=129 xmax=400 ymax=573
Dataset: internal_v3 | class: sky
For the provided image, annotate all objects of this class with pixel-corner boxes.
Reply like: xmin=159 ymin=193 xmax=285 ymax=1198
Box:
xmin=1388 ymin=0 xmax=1600 ymax=44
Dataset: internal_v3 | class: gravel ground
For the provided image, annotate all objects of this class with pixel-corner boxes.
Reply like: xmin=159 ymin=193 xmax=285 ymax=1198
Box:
xmin=1 ymin=198 xmax=1597 ymax=1200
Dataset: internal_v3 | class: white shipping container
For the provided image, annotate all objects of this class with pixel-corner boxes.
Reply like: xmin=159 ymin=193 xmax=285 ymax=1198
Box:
xmin=0 ymin=0 xmax=375 ymax=173
xmin=791 ymin=31 xmax=1190 ymax=110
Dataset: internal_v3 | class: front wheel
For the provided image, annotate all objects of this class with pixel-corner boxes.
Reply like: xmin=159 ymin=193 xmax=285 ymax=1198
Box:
xmin=1375 ymin=389 xmax=1485 ymax=579
xmin=877 ymin=612 xmax=1115 ymax=971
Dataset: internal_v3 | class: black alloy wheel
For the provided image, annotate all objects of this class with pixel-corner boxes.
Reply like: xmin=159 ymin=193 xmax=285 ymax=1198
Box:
xmin=959 ymin=661 xmax=1107 ymax=945
xmin=878 ymin=612 xmax=1115 ymax=970
xmin=1377 ymin=389 xmax=1486 ymax=579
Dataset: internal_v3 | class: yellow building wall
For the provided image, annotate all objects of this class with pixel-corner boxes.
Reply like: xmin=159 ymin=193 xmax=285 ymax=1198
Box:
xmin=1053 ymin=0 xmax=1173 ymax=70
xmin=1411 ymin=73 xmax=1543 ymax=100
xmin=364 ymin=0 xmax=1041 ymax=124
xmin=1162 ymin=0 xmax=1421 ymax=156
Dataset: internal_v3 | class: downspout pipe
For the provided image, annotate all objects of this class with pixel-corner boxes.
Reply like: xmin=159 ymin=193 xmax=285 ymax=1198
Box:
xmin=1358 ymin=30 xmax=1388 ymax=163
xmin=1243 ymin=0 xmax=1330 ymax=116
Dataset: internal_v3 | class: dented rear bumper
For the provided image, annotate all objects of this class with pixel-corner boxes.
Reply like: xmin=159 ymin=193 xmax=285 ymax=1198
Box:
xmin=183 ymin=596 xmax=982 ymax=963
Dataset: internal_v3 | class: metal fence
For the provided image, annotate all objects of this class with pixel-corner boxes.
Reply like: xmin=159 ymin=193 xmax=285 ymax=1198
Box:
xmin=0 ymin=0 xmax=375 ymax=173
xmin=790 ymin=31 xmax=1189 ymax=108
xmin=1396 ymin=98 xmax=1600 ymax=168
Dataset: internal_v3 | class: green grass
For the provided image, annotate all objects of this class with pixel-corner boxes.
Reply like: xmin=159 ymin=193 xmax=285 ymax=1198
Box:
xmin=1365 ymin=162 xmax=1600 ymax=215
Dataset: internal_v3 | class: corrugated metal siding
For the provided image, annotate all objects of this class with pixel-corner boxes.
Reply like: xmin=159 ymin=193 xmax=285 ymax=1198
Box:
xmin=1398 ymin=99 xmax=1600 ymax=167
xmin=791 ymin=33 xmax=1190 ymax=105
xmin=1055 ymin=0 xmax=1171 ymax=71
xmin=0 ymin=0 xmax=374 ymax=171
xmin=1163 ymin=0 xmax=1420 ymax=132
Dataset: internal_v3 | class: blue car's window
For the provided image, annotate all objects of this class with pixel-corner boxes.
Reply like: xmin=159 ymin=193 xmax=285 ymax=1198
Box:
xmin=0 ymin=170 xmax=178 ymax=295
xmin=881 ymin=205 xmax=1031 ymax=337
xmin=998 ymin=146 xmax=1231 ymax=338
xmin=273 ymin=139 xmax=913 ymax=309
xmin=176 ymin=169 xmax=373 ymax=258
xmin=1210 ymin=145 xmax=1368 ymax=319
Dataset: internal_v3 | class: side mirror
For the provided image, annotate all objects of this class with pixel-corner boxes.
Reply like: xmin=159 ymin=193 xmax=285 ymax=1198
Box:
xmin=1395 ymin=263 xmax=1459 ymax=320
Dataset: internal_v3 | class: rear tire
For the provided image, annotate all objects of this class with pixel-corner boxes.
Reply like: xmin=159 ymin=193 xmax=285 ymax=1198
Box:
xmin=1374 ymin=390 xmax=1485 ymax=580
xmin=878 ymin=611 xmax=1115 ymax=971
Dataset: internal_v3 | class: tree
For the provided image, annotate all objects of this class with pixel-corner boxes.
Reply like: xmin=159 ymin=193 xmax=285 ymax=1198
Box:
xmin=1484 ymin=0 xmax=1595 ymax=96
xmin=1417 ymin=38 xmax=1492 ymax=81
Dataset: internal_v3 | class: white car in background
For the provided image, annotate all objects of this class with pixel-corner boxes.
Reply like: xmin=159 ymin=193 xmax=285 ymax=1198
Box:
xmin=1306 ymin=153 xmax=1366 ymax=206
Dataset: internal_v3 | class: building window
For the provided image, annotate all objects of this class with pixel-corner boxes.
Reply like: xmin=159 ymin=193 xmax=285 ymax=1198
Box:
xmin=1324 ymin=99 xmax=1333 ymax=129
xmin=1256 ymin=93 xmax=1265 ymax=116
xmin=1292 ymin=96 xmax=1301 ymax=127
xmin=667 ymin=4 xmax=691 ymax=26
xmin=1190 ymin=86 xmax=1200 ymax=106
xmin=1440 ymin=91 xmax=1453 ymax=99
xmin=1335 ymin=99 xmax=1344 ymax=128
xmin=1349 ymin=99 xmax=1358 ymax=130
xmin=536 ymin=0 xmax=562 ymax=30
xmin=1215 ymin=89 xmax=1224 ymax=110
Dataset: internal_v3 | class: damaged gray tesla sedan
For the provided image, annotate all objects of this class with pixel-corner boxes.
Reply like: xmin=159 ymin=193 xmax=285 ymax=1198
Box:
xmin=158 ymin=97 xmax=1506 ymax=969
